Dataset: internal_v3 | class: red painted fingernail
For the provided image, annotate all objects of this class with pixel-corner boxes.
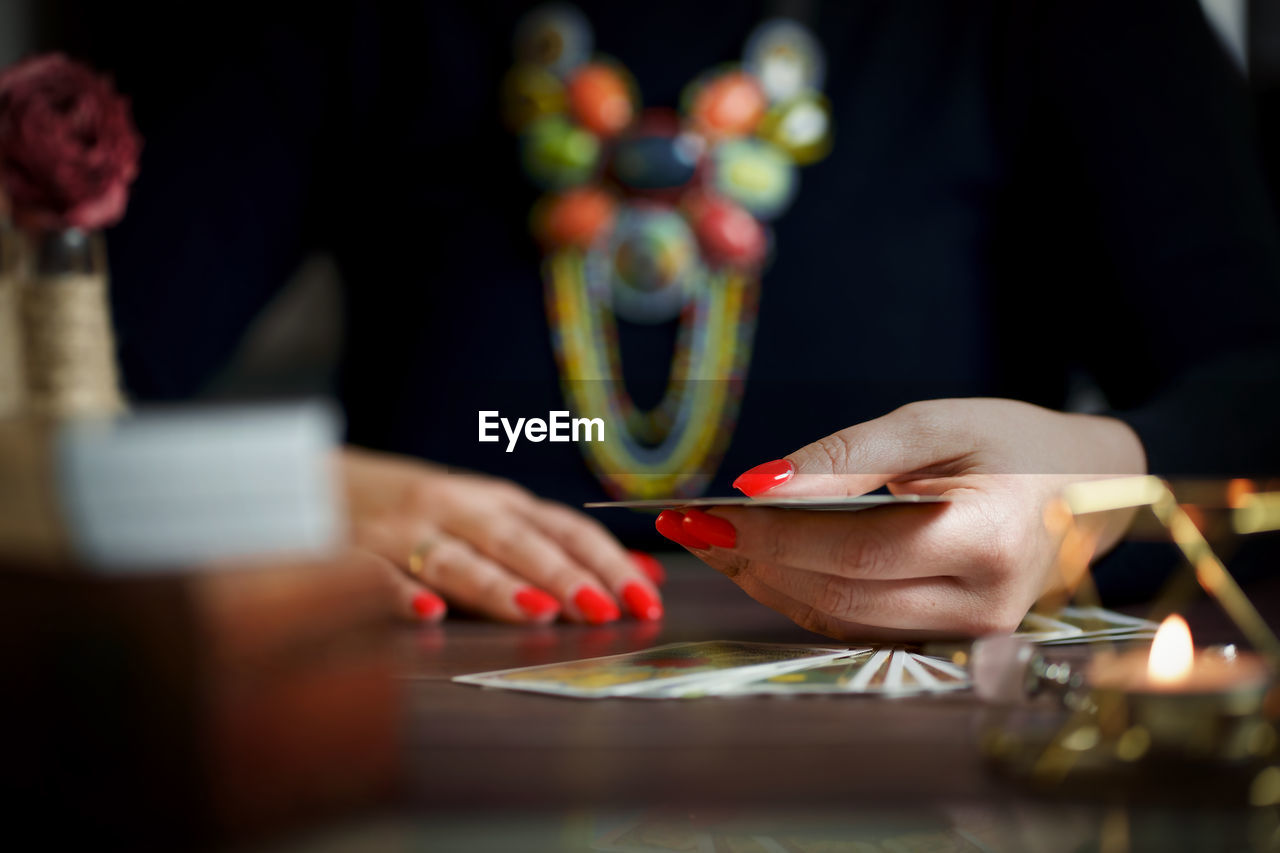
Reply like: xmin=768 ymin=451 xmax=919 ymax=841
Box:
xmin=621 ymin=581 xmax=664 ymax=621
xmin=411 ymin=591 xmax=446 ymax=621
xmin=682 ymin=509 xmax=737 ymax=548
xmin=732 ymin=459 xmax=795 ymax=496
xmin=655 ymin=510 xmax=684 ymax=542
xmin=515 ymin=587 xmax=561 ymax=619
xmin=573 ymin=586 xmax=620 ymax=625
xmin=629 ymin=550 xmax=666 ymax=585
xmin=655 ymin=510 xmax=711 ymax=549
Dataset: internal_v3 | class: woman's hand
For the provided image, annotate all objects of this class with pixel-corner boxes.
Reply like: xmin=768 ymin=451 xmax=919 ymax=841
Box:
xmin=341 ymin=447 xmax=664 ymax=625
xmin=656 ymin=399 xmax=1146 ymax=640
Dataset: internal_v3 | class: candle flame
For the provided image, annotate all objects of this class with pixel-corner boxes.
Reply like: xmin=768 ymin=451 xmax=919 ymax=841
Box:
xmin=1148 ymin=614 xmax=1194 ymax=685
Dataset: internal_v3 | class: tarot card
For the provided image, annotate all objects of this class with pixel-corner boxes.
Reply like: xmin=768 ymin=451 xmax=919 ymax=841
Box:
xmin=584 ymin=495 xmax=950 ymax=511
xmin=592 ymin=811 xmax=990 ymax=853
xmin=638 ymin=649 xmax=874 ymax=697
xmin=592 ymin=813 xmax=716 ymax=853
xmin=712 ymin=647 xmax=970 ymax=697
xmin=1013 ymin=611 xmax=1087 ymax=643
xmin=1056 ymin=605 xmax=1159 ymax=635
xmin=712 ymin=653 xmax=874 ymax=695
xmin=712 ymin=835 xmax=787 ymax=853
xmin=778 ymin=828 xmax=988 ymax=853
xmin=844 ymin=648 xmax=970 ymax=695
xmin=1015 ymin=606 xmax=1159 ymax=645
xmin=1037 ymin=630 xmax=1157 ymax=647
xmin=452 ymin=641 xmax=849 ymax=699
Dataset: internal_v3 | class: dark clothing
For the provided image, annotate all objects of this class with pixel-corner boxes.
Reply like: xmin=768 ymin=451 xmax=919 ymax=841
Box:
xmin=69 ymin=1 xmax=1280 ymax=586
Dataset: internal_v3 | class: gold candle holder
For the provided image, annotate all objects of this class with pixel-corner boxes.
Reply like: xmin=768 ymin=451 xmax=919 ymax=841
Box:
xmin=1087 ymin=628 xmax=1273 ymax=763
xmin=978 ymin=642 xmax=1276 ymax=777
xmin=980 ymin=477 xmax=1280 ymax=795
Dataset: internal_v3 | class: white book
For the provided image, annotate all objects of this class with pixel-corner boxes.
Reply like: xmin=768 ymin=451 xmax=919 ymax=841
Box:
xmin=53 ymin=401 xmax=342 ymax=571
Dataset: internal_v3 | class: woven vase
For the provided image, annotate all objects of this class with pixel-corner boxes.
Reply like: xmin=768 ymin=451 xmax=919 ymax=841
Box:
xmin=20 ymin=229 xmax=125 ymax=418
xmin=0 ymin=226 xmax=24 ymax=418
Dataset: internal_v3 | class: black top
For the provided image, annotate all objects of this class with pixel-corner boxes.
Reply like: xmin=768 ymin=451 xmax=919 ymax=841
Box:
xmin=63 ymin=0 xmax=1280 ymax=589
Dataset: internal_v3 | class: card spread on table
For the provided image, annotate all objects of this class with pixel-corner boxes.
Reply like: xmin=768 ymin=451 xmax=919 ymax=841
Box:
xmin=590 ymin=810 xmax=999 ymax=853
xmin=452 ymin=641 xmax=849 ymax=699
xmin=711 ymin=648 xmax=971 ymax=697
xmin=453 ymin=641 xmax=968 ymax=699
xmin=583 ymin=494 xmax=950 ymax=511
xmin=1015 ymin=606 xmax=1159 ymax=645
xmin=452 ymin=607 xmax=1154 ymax=701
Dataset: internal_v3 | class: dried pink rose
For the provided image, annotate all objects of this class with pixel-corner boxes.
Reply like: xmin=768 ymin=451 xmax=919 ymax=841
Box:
xmin=0 ymin=53 xmax=142 ymax=230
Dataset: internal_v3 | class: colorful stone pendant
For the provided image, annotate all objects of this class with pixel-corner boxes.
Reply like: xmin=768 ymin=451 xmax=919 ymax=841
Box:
xmin=508 ymin=5 xmax=831 ymax=499
xmin=743 ymin=18 xmax=826 ymax=103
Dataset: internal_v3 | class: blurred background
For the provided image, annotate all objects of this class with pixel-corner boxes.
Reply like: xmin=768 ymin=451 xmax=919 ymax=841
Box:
xmin=0 ymin=0 xmax=1269 ymax=405
xmin=0 ymin=0 xmax=346 ymax=400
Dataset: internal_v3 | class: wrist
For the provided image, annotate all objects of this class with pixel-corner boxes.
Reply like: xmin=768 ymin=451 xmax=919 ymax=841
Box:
xmin=1068 ymin=413 xmax=1148 ymax=476
xmin=1056 ymin=413 xmax=1148 ymax=563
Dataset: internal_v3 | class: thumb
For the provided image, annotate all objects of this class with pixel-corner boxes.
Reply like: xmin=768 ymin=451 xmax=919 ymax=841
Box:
xmin=733 ymin=406 xmax=948 ymax=497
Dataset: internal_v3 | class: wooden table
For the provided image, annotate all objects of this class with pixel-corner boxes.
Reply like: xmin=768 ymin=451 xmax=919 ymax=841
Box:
xmin=401 ymin=554 xmax=996 ymax=809
xmin=338 ymin=553 xmax=1279 ymax=852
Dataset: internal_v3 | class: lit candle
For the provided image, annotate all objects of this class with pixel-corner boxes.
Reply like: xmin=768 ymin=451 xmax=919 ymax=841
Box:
xmin=1148 ymin=614 xmax=1194 ymax=685
xmin=1085 ymin=615 xmax=1273 ymax=759
xmin=1088 ymin=615 xmax=1271 ymax=696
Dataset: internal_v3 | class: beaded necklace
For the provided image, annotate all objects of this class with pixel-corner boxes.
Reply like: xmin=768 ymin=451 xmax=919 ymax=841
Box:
xmin=505 ymin=4 xmax=830 ymax=499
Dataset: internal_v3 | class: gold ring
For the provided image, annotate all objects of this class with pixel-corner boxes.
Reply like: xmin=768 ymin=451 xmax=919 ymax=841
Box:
xmin=407 ymin=537 xmax=440 ymax=577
